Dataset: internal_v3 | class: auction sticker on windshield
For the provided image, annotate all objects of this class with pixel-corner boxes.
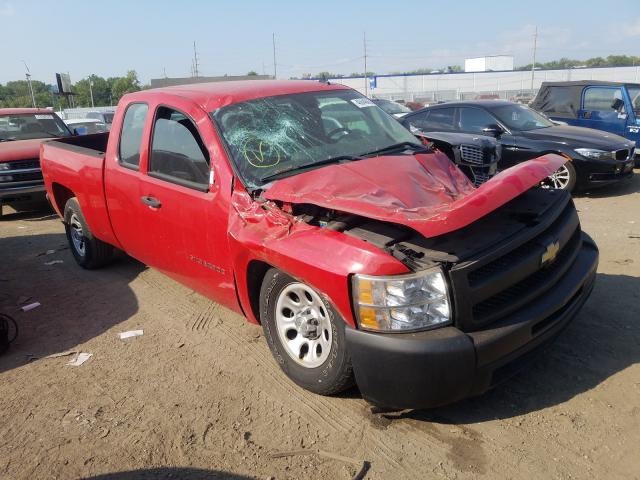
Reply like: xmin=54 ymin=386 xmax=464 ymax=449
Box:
xmin=35 ymin=114 xmax=54 ymax=120
xmin=351 ymin=98 xmax=376 ymax=108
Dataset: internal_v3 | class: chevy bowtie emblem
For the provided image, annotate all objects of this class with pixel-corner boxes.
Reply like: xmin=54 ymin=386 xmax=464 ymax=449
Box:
xmin=541 ymin=241 xmax=560 ymax=265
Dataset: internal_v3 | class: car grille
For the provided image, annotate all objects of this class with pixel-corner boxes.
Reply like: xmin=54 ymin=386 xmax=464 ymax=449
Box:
xmin=0 ymin=158 xmax=43 ymax=190
xmin=449 ymin=190 xmax=581 ymax=331
xmin=460 ymin=145 xmax=485 ymax=165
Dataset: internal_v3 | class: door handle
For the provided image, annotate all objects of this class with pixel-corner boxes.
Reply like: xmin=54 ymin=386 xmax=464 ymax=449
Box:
xmin=141 ymin=196 xmax=162 ymax=208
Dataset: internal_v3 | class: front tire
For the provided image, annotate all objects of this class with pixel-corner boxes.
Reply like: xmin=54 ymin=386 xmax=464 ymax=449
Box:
xmin=260 ymin=268 xmax=354 ymax=395
xmin=63 ymin=197 xmax=114 ymax=269
xmin=542 ymin=161 xmax=577 ymax=191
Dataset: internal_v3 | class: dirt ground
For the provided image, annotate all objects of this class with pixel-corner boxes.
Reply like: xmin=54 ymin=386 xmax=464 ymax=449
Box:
xmin=1 ymin=174 xmax=639 ymax=480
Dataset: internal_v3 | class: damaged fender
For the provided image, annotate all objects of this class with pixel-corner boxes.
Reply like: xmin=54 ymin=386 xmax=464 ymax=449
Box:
xmin=228 ymin=188 xmax=409 ymax=327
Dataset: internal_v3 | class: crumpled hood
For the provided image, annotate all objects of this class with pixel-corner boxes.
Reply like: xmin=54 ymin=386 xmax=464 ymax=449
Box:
xmin=0 ymin=138 xmax=46 ymax=163
xmin=264 ymin=152 xmax=567 ymax=238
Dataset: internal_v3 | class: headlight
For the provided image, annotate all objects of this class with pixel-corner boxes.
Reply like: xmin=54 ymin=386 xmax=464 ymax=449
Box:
xmin=0 ymin=163 xmax=10 ymax=171
xmin=352 ymin=267 xmax=451 ymax=332
xmin=574 ymin=148 xmax=613 ymax=160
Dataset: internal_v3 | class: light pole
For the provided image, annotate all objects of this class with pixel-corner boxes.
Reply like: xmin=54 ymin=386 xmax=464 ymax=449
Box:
xmin=23 ymin=61 xmax=36 ymax=108
xmin=89 ymin=76 xmax=95 ymax=108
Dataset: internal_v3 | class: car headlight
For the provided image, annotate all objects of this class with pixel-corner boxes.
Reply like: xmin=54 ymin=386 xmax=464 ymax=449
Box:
xmin=352 ymin=267 xmax=451 ymax=332
xmin=0 ymin=163 xmax=10 ymax=171
xmin=574 ymin=148 xmax=613 ymax=160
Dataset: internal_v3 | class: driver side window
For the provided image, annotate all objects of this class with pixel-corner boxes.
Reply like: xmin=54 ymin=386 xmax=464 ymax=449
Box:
xmin=148 ymin=106 xmax=210 ymax=190
xmin=458 ymin=107 xmax=496 ymax=133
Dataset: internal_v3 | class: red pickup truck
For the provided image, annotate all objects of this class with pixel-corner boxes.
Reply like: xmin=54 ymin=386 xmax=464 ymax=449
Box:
xmin=40 ymin=81 xmax=598 ymax=409
xmin=0 ymin=108 xmax=73 ymax=217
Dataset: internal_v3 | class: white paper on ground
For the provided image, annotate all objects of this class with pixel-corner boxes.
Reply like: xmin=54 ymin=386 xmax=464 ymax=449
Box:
xmin=21 ymin=302 xmax=41 ymax=312
xmin=67 ymin=352 xmax=92 ymax=366
xmin=119 ymin=330 xmax=144 ymax=340
xmin=44 ymin=260 xmax=64 ymax=266
xmin=45 ymin=249 xmax=56 ymax=255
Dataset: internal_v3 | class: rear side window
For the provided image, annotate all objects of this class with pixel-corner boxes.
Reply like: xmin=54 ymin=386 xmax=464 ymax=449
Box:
xmin=148 ymin=106 xmax=210 ymax=190
xmin=407 ymin=108 xmax=455 ymax=131
xmin=119 ymin=103 xmax=148 ymax=168
xmin=583 ymin=87 xmax=624 ymax=113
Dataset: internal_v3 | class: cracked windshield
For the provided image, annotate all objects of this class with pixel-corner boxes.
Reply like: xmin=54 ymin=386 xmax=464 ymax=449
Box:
xmin=212 ymin=89 xmax=420 ymax=188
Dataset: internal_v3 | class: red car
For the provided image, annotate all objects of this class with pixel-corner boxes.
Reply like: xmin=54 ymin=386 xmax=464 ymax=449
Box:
xmin=40 ymin=81 xmax=598 ymax=409
xmin=0 ymin=108 xmax=72 ymax=217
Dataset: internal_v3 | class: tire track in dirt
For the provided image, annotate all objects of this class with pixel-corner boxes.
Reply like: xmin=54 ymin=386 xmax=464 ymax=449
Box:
xmin=132 ymin=269 xmax=500 ymax=478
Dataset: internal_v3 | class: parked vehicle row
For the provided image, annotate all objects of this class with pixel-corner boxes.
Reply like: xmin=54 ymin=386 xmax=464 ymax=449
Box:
xmin=0 ymin=108 xmax=73 ymax=217
xmin=39 ymin=80 xmax=598 ymax=409
xmin=531 ymin=80 xmax=640 ymax=166
xmin=400 ymin=100 xmax=635 ymax=191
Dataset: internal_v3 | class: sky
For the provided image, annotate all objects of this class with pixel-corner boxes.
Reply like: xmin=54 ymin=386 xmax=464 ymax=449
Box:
xmin=2 ymin=0 xmax=640 ymax=85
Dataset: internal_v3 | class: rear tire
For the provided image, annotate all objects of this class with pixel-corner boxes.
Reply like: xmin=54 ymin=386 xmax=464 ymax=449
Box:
xmin=63 ymin=197 xmax=114 ymax=269
xmin=260 ymin=268 xmax=354 ymax=395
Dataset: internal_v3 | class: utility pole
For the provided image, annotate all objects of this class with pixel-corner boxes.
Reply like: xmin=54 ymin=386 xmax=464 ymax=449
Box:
xmin=193 ymin=41 xmax=200 ymax=78
xmin=272 ymin=33 xmax=277 ymax=79
xmin=89 ymin=76 xmax=95 ymax=108
xmin=363 ymin=32 xmax=368 ymax=97
xmin=23 ymin=61 xmax=36 ymax=108
xmin=530 ymin=26 xmax=538 ymax=91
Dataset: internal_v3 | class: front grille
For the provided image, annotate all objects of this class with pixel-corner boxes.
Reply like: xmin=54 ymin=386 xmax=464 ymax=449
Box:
xmin=0 ymin=157 xmax=43 ymax=190
xmin=614 ymin=149 xmax=630 ymax=161
xmin=7 ymin=159 xmax=39 ymax=170
xmin=449 ymin=189 xmax=582 ymax=331
xmin=460 ymin=145 xmax=485 ymax=165
xmin=472 ymin=228 xmax=581 ymax=319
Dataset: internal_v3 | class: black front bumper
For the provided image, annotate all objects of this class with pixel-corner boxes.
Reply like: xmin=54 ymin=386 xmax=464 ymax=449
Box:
xmin=346 ymin=234 xmax=598 ymax=410
xmin=575 ymin=157 xmax=635 ymax=188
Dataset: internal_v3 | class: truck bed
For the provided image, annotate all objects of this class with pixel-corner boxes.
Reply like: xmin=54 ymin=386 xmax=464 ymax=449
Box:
xmin=40 ymin=132 xmax=119 ymax=247
xmin=46 ymin=132 xmax=109 ymax=156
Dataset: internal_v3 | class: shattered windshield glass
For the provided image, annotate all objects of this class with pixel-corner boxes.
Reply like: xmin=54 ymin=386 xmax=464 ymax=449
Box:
xmin=212 ymin=89 xmax=421 ymax=188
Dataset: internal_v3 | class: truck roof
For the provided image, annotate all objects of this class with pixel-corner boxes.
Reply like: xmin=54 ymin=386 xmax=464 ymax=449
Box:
xmin=538 ymin=80 xmax=640 ymax=88
xmin=0 ymin=108 xmax=56 ymax=116
xmin=123 ymin=80 xmax=351 ymax=111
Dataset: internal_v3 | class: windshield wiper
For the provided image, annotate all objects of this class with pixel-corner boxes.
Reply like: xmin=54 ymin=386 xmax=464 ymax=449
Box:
xmin=362 ymin=141 xmax=430 ymax=157
xmin=260 ymin=154 xmax=363 ymax=183
xmin=0 ymin=138 xmax=17 ymax=142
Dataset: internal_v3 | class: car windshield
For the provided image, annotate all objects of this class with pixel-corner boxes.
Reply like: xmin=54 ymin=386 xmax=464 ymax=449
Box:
xmin=212 ymin=89 xmax=422 ymax=188
xmin=0 ymin=113 xmax=72 ymax=141
xmin=491 ymin=104 xmax=554 ymax=131
xmin=374 ymin=99 xmax=411 ymax=115
xmin=627 ymin=86 xmax=640 ymax=116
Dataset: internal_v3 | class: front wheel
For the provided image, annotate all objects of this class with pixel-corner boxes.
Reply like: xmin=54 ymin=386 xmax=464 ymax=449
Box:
xmin=541 ymin=161 xmax=577 ymax=191
xmin=64 ymin=197 xmax=114 ymax=269
xmin=260 ymin=268 xmax=354 ymax=395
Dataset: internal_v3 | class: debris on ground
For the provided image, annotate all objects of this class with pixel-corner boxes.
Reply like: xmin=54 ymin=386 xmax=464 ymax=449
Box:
xmin=44 ymin=260 xmax=64 ymax=266
xmin=118 ymin=330 xmax=144 ymax=340
xmin=45 ymin=351 xmax=79 ymax=359
xmin=67 ymin=353 xmax=93 ymax=366
xmin=21 ymin=302 xmax=41 ymax=312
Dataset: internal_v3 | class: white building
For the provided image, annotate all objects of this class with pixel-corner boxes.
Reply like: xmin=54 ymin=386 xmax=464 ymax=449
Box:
xmin=464 ymin=55 xmax=514 ymax=72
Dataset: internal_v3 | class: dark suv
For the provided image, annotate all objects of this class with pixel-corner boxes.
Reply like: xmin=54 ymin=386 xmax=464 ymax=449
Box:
xmin=401 ymin=100 xmax=635 ymax=191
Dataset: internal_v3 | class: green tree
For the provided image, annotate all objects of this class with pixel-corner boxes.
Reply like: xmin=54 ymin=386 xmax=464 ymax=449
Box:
xmin=247 ymin=70 xmax=258 ymax=76
xmin=110 ymin=70 xmax=141 ymax=103
xmin=73 ymin=75 xmax=112 ymax=107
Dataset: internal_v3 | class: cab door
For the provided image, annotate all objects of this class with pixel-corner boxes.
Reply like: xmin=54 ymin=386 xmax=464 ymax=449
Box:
xmin=579 ymin=86 xmax=627 ymax=137
xmin=104 ymin=102 xmax=151 ymax=261
xmin=136 ymin=102 xmax=235 ymax=305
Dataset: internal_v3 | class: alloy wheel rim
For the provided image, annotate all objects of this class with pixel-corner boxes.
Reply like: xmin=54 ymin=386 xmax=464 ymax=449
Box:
xmin=542 ymin=164 xmax=571 ymax=189
xmin=275 ymin=282 xmax=332 ymax=368
xmin=69 ymin=213 xmax=86 ymax=257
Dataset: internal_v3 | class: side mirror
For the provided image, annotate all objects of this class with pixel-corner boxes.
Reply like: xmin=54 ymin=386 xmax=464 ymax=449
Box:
xmin=73 ymin=127 xmax=88 ymax=136
xmin=482 ymin=124 xmax=504 ymax=137
xmin=611 ymin=98 xmax=625 ymax=112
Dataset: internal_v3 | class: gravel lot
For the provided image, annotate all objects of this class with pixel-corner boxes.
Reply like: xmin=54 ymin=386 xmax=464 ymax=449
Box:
xmin=1 ymin=174 xmax=639 ymax=480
